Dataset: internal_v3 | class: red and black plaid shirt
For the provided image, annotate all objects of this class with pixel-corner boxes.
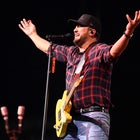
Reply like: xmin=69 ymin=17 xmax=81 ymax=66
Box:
xmin=51 ymin=42 xmax=116 ymax=109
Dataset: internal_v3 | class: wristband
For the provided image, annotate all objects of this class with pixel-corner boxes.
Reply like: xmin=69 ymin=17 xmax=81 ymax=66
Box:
xmin=123 ymin=32 xmax=133 ymax=39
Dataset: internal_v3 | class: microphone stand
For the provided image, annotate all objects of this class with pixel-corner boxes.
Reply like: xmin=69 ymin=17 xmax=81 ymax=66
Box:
xmin=41 ymin=40 xmax=53 ymax=140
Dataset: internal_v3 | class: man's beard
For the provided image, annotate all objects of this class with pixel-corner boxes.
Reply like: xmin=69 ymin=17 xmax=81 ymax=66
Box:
xmin=73 ymin=37 xmax=85 ymax=47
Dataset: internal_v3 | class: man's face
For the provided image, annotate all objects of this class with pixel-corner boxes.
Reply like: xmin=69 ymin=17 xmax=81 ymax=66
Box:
xmin=73 ymin=25 xmax=90 ymax=47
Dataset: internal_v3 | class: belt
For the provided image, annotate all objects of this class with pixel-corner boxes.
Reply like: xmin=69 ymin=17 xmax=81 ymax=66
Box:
xmin=75 ymin=106 xmax=109 ymax=114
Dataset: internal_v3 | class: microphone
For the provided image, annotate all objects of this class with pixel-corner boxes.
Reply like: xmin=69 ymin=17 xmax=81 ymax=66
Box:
xmin=17 ymin=106 xmax=25 ymax=133
xmin=0 ymin=106 xmax=10 ymax=134
xmin=46 ymin=33 xmax=72 ymax=40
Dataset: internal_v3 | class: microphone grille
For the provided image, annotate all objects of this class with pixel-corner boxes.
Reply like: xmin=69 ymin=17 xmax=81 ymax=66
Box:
xmin=65 ymin=33 xmax=72 ymax=37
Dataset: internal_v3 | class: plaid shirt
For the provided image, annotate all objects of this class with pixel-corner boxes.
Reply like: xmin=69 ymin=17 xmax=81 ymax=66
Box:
xmin=51 ymin=42 xmax=115 ymax=109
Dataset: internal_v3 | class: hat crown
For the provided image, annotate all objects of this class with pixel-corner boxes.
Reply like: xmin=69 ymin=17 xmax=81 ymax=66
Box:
xmin=68 ymin=14 xmax=101 ymax=35
xmin=78 ymin=14 xmax=95 ymax=27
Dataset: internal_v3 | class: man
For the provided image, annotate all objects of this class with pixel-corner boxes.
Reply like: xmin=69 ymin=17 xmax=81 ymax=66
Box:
xmin=18 ymin=11 xmax=140 ymax=140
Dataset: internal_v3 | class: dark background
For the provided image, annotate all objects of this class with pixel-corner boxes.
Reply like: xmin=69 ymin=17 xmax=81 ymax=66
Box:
xmin=1 ymin=0 xmax=140 ymax=140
